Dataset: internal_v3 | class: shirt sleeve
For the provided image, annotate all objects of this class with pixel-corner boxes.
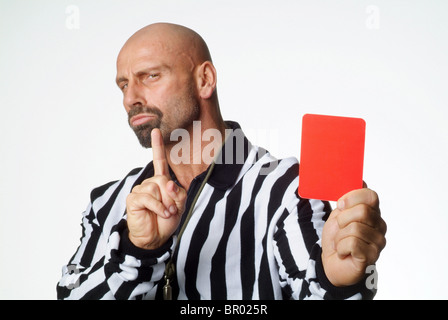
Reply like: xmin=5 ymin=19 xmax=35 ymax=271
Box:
xmin=56 ymin=202 xmax=173 ymax=300
xmin=273 ymin=197 xmax=376 ymax=300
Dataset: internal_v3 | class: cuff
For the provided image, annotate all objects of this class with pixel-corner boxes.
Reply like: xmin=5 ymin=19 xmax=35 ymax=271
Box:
xmin=119 ymin=228 xmax=173 ymax=261
xmin=315 ymin=247 xmax=373 ymax=299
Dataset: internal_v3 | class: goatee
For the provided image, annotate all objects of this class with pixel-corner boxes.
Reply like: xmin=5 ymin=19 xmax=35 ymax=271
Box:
xmin=128 ymin=106 xmax=163 ymax=148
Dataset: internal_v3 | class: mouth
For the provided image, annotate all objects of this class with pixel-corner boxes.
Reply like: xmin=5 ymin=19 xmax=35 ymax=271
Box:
xmin=129 ymin=113 xmax=157 ymax=127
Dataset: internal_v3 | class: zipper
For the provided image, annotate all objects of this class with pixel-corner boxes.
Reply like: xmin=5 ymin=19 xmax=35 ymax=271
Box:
xmin=162 ymin=162 xmax=216 ymax=300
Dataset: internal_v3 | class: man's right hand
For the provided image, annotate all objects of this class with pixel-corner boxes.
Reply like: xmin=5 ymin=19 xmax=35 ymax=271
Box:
xmin=126 ymin=128 xmax=187 ymax=250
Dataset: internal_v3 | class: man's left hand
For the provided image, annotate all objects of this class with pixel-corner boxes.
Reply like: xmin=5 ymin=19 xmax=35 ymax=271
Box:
xmin=321 ymin=186 xmax=387 ymax=287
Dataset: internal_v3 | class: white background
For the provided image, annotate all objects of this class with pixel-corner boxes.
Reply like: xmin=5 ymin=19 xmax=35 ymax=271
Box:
xmin=1 ymin=0 xmax=447 ymax=300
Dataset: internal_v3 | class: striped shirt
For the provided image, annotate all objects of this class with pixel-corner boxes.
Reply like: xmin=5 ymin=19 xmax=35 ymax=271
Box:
xmin=57 ymin=121 xmax=375 ymax=300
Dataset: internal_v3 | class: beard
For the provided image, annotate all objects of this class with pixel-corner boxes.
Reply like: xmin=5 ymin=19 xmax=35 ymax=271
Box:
xmin=128 ymin=105 xmax=163 ymax=148
xmin=128 ymin=86 xmax=200 ymax=148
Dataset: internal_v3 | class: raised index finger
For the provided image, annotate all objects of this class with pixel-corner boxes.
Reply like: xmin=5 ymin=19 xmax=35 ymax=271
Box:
xmin=151 ymin=128 xmax=169 ymax=176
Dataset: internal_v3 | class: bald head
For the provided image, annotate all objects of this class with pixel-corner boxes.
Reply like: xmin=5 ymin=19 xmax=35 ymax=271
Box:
xmin=119 ymin=23 xmax=212 ymax=71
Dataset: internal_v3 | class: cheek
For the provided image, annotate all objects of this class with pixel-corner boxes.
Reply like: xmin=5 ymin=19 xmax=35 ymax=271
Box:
xmin=159 ymin=83 xmax=186 ymax=108
xmin=153 ymin=74 xmax=196 ymax=113
xmin=153 ymin=80 xmax=179 ymax=103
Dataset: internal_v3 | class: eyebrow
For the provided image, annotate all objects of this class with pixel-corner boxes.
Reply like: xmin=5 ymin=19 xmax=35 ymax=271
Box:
xmin=115 ymin=76 xmax=127 ymax=86
xmin=115 ymin=64 xmax=171 ymax=86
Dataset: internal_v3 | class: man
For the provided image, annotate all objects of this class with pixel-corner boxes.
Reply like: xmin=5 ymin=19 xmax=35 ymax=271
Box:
xmin=57 ymin=23 xmax=386 ymax=300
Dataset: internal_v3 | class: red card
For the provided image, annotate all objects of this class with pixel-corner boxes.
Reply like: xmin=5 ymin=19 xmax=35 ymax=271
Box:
xmin=298 ymin=114 xmax=366 ymax=201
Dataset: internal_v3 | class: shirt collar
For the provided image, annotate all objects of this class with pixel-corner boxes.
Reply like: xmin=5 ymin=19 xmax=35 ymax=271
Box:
xmin=140 ymin=121 xmax=251 ymax=191
xmin=206 ymin=121 xmax=251 ymax=190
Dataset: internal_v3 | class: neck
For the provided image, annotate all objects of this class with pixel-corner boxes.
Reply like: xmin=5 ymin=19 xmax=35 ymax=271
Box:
xmin=165 ymin=118 xmax=227 ymax=190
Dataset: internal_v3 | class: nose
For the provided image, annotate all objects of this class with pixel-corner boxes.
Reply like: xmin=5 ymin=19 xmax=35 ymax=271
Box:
xmin=123 ymin=81 xmax=146 ymax=112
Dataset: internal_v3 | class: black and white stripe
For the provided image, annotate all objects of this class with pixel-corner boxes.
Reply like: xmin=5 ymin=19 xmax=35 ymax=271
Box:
xmin=57 ymin=122 xmax=374 ymax=300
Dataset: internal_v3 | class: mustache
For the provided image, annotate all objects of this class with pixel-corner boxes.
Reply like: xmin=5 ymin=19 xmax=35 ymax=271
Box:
xmin=128 ymin=105 xmax=163 ymax=125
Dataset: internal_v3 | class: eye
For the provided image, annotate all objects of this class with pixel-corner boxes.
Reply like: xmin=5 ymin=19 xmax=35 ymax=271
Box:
xmin=120 ymin=83 xmax=128 ymax=91
xmin=148 ymin=73 xmax=159 ymax=79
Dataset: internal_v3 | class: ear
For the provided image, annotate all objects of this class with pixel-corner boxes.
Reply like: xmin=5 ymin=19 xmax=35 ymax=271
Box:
xmin=196 ymin=61 xmax=217 ymax=100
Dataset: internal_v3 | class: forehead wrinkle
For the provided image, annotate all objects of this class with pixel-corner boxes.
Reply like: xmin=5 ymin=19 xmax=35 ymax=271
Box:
xmin=118 ymin=23 xmax=211 ymax=75
xmin=119 ymin=39 xmax=183 ymax=67
xmin=116 ymin=43 xmax=168 ymax=79
xmin=143 ymin=36 xmax=198 ymax=72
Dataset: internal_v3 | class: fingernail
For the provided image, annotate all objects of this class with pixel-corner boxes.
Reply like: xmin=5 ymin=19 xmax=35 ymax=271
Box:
xmin=173 ymin=184 xmax=178 ymax=193
xmin=164 ymin=209 xmax=170 ymax=218
xmin=337 ymin=199 xmax=345 ymax=210
xmin=169 ymin=205 xmax=176 ymax=214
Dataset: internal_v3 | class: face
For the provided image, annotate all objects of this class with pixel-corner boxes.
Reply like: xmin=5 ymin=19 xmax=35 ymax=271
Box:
xmin=116 ymin=38 xmax=200 ymax=148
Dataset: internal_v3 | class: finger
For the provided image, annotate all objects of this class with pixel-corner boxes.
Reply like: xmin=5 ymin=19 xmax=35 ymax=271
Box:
xmin=336 ymin=204 xmax=386 ymax=234
xmin=136 ymin=178 xmax=177 ymax=217
xmin=132 ymin=180 xmax=162 ymax=200
xmin=336 ymin=235 xmax=381 ymax=265
xmin=151 ymin=128 xmax=169 ymax=177
xmin=337 ymin=188 xmax=379 ymax=211
xmin=166 ymin=180 xmax=187 ymax=214
xmin=127 ymin=192 xmax=170 ymax=218
xmin=334 ymin=221 xmax=387 ymax=252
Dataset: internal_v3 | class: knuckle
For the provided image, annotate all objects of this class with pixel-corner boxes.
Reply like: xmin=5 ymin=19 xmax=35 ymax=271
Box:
xmin=382 ymin=219 xmax=388 ymax=234
xmin=379 ymin=234 xmax=387 ymax=250
xmin=346 ymin=236 xmax=359 ymax=251
xmin=154 ymin=200 xmax=166 ymax=215
xmin=146 ymin=182 xmax=159 ymax=193
xmin=369 ymin=189 xmax=380 ymax=206
xmin=140 ymin=181 xmax=162 ymax=199
xmin=142 ymin=193 xmax=161 ymax=209
xmin=348 ymin=222 xmax=364 ymax=237
xmin=357 ymin=203 xmax=370 ymax=215
xmin=126 ymin=192 xmax=137 ymax=205
xmin=370 ymin=243 xmax=381 ymax=262
xmin=358 ymin=204 xmax=377 ymax=221
xmin=176 ymin=191 xmax=187 ymax=204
